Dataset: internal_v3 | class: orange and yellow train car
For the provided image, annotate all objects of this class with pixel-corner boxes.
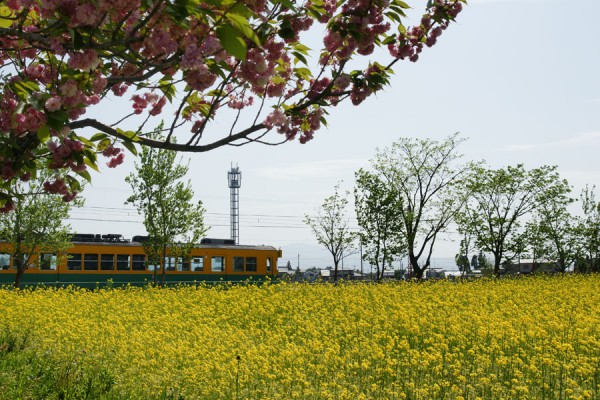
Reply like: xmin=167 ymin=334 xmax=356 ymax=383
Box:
xmin=0 ymin=234 xmax=281 ymax=287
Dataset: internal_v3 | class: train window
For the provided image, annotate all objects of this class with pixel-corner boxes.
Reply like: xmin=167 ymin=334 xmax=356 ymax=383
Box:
xmin=164 ymin=257 xmax=176 ymax=271
xmin=84 ymin=254 xmax=99 ymax=270
xmin=116 ymin=254 xmax=130 ymax=271
xmin=233 ymin=257 xmax=244 ymax=272
xmin=132 ymin=255 xmax=146 ymax=271
xmin=192 ymin=257 xmax=204 ymax=272
xmin=67 ymin=254 xmax=82 ymax=270
xmin=246 ymin=257 xmax=257 ymax=272
xmin=177 ymin=257 xmax=191 ymax=272
xmin=0 ymin=253 xmax=10 ymax=270
xmin=101 ymin=254 xmax=115 ymax=270
xmin=211 ymin=256 xmax=225 ymax=272
xmin=266 ymin=257 xmax=272 ymax=272
xmin=39 ymin=253 xmax=57 ymax=270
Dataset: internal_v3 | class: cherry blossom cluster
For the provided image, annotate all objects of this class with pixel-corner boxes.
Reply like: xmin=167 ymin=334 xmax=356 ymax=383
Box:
xmin=0 ymin=0 xmax=465 ymax=205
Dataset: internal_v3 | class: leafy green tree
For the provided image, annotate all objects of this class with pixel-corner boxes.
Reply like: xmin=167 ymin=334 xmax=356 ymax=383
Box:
xmin=457 ymin=164 xmax=570 ymax=276
xmin=354 ymin=169 xmax=405 ymax=281
xmin=304 ymin=184 xmax=357 ymax=282
xmin=126 ymin=125 xmax=208 ymax=286
xmin=0 ymin=172 xmax=81 ymax=287
xmin=369 ymin=133 xmax=472 ymax=280
xmin=526 ymin=204 xmax=580 ymax=273
xmin=577 ymin=185 xmax=600 ymax=273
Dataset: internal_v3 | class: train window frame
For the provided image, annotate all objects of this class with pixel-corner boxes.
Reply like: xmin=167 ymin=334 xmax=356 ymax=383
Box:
xmin=192 ymin=257 xmax=204 ymax=272
xmin=266 ymin=257 xmax=272 ymax=273
xmin=116 ymin=254 xmax=131 ymax=271
xmin=67 ymin=253 xmax=82 ymax=270
xmin=0 ymin=253 xmax=10 ymax=270
xmin=100 ymin=254 xmax=115 ymax=271
xmin=39 ymin=253 xmax=57 ymax=270
xmin=132 ymin=254 xmax=146 ymax=271
xmin=233 ymin=256 xmax=244 ymax=272
xmin=246 ymin=257 xmax=257 ymax=272
xmin=211 ymin=256 xmax=225 ymax=272
xmin=84 ymin=254 xmax=99 ymax=270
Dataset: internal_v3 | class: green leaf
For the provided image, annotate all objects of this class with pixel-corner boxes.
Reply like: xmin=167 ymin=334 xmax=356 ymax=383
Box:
xmin=65 ymin=175 xmax=82 ymax=192
xmin=293 ymin=67 xmax=313 ymax=81
xmin=278 ymin=19 xmax=295 ymax=41
xmin=75 ymin=169 xmax=92 ymax=183
xmin=226 ymin=13 xmax=261 ymax=47
xmin=116 ymin=128 xmax=139 ymax=141
xmin=37 ymin=126 xmax=51 ymax=143
xmin=274 ymin=0 xmax=296 ymax=10
xmin=216 ymin=25 xmax=247 ymax=60
xmin=0 ymin=6 xmax=14 ymax=28
xmin=89 ymin=132 xmax=109 ymax=142
xmin=293 ymin=51 xmax=308 ymax=65
xmin=394 ymin=0 xmax=411 ymax=9
xmin=47 ymin=110 xmax=68 ymax=130
xmin=84 ymin=158 xmax=99 ymax=172
xmin=122 ymin=140 xmax=138 ymax=156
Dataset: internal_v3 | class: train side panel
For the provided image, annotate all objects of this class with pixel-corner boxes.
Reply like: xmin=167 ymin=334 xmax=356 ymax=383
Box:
xmin=0 ymin=241 xmax=280 ymax=287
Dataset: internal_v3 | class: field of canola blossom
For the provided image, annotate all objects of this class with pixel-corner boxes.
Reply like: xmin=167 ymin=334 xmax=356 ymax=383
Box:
xmin=0 ymin=275 xmax=599 ymax=399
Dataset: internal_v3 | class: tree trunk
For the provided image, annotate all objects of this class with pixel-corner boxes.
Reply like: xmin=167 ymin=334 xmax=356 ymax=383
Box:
xmin=408 ymin=253 xmax=424 ymax=280
xmin=333 ymin=260 xmax=339 ymax=283
xmin=161 ymin=245 xmax=167 ymax=287
xmin=493 ymin=253 xmax=502 ymax=277
xmin=14 ymin=265 xmax=25 ymax=288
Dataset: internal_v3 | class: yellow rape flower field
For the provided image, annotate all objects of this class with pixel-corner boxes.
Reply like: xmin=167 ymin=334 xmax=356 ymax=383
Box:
xmin=1 ymin=275 xmax=599 ymax=399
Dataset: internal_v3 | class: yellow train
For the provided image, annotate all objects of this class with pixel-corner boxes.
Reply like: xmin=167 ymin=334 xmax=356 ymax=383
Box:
xmin=0 ymin=234 xmax=281 ymax=287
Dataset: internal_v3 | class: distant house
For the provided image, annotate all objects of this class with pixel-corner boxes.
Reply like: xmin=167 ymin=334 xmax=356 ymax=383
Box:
xmin=318 ymin=268 xmax=358 ymax=281
xmin=277 ymin=262 xmax=295 ymax=279
xmin=513 ymin=259 xmax=557 ymax=274
xmin=426 ymin=268 xmax=446 ymax=279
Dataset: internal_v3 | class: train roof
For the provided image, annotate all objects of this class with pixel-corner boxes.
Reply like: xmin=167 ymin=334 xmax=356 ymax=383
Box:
xmin=69 ymin=234 xmax=279 ymax=251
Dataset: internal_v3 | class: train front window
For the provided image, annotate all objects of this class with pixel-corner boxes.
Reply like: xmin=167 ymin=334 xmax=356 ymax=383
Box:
xmin=132 ymin=255 xmax=146 ymax=271
xmin=266 ymin=257 xmax=272 ymax=272
xmin=116 ymin=255 xmax=130 ymax=271
xmin=192 ymin=257 xmax=204 ymax=271
xmin=67 ymin=254 xmax=82 ymax=270
xmin=246 ymin=257 xmax=257 ymax=272
xmin=101 ymin=254 xmax=114 ymax=271
xmin=0 ymin=253 xmax=10 ymax=270
xmin=233 ymin=257 xmax=244 ymax=272
xmin=211 ymin=256 xmax=225 ymax=272
xmin=39 ymin=253 xmax=57 ymax=270
xmin=84 ymin=254 xmax=99 ymax=270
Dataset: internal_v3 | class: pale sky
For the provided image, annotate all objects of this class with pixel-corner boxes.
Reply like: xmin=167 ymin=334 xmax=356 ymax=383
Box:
xmin=67 ymin=0 xmax=600 ymax=270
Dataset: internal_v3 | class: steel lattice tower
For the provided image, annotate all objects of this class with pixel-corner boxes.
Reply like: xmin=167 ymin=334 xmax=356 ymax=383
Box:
xmin=228 ymin=165 xmax=241 ymax=244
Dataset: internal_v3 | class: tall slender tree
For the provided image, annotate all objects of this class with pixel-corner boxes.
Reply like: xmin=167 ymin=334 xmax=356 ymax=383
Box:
xmin=355 ymin=169 xmax=405 ymax=280
xmin=305 ymin=184 xmax=356 ymax=282
xmin=126 ymin=124 xmax=208 ymax=286
xmin=370 ymin=133 xmax=472 ymax=279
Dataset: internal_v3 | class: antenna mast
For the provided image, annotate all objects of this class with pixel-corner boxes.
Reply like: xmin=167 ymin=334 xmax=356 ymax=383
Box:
xmin=227 ymin=165 xmax=241 ymax=244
